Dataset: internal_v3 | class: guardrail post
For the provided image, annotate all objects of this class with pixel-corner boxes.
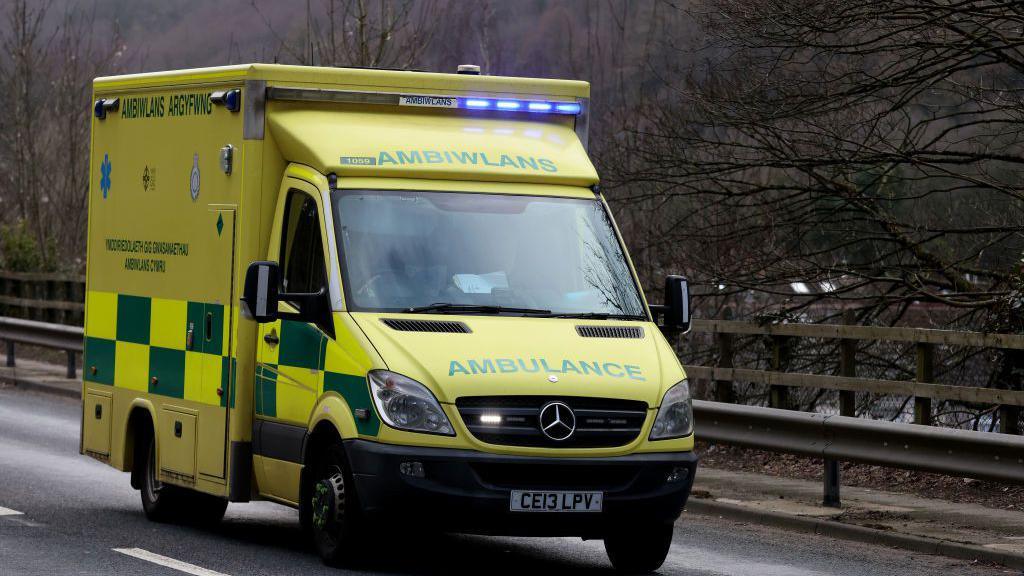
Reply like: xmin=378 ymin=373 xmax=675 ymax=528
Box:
xmin=914 ymin=343 xmax=934 ymax=425
xmin=715 ymin=332 xmax=735 ymax=403
xmin=770 ymin=336 xmax=792 ymax=410
xmin=823 ymin=459 xmax=841 ymax=507
xmin=5 ymin=340 xmax=13 ymax=367
xmin=824 ymin=311 xmax=857 ymax=508
xmin=66 ymin=350 xmax=77 ymax=379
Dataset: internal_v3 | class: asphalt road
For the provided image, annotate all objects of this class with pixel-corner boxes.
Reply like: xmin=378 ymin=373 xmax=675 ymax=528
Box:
xmin=0 ymin=386 xmax=1013 ymax=576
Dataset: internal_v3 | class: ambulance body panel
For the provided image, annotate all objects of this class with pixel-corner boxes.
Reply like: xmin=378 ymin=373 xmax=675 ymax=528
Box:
xmin=81 ymin=64 xmax=695 ymax=570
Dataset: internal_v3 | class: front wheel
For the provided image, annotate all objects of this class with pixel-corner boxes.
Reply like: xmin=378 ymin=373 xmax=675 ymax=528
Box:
xmin=310 ymin=443 xmax=364 ymax=566
xmin=604 ymin=523 xmax=674 ymax=574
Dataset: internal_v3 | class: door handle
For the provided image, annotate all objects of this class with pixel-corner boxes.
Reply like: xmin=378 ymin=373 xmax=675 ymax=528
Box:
xmin=263 ymin=331 xmax=279 ymax=346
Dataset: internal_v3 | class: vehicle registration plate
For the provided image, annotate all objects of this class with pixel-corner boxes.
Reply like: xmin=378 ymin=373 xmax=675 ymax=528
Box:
xmin=510 ymin=491 xmax=603 ymax=512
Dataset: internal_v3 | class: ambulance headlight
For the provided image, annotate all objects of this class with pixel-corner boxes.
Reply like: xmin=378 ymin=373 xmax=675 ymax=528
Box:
xmin=649 ymin=380 xmax=693 ymax=440
xmin=367 ymin=370 xmax=454 ymax=436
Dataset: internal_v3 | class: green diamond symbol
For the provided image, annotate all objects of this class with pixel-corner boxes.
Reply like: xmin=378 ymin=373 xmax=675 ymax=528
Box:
xmin=216 ymin=214 xmax=224 ymax=236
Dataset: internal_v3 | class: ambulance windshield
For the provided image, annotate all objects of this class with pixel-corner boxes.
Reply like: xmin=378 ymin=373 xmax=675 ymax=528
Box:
xmin=332 ymin=189 xmax=647 ymax=318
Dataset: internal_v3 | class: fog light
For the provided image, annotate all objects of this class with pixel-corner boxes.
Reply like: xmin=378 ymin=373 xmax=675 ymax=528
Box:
xmin=400 ymin=461 xmax=425 ymax=478
xmin=666 ymin=466 xmax=689 ymax=484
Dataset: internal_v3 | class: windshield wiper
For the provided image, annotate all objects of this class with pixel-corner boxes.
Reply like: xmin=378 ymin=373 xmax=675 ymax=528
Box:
xmin=405 ymin=303 xmax=552 ymax=316
xmin=543 ymin=312 xmax=647 ymax=320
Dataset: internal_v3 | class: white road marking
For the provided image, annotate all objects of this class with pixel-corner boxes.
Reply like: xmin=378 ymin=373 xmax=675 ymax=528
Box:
xmin=112 ymin=548 xmax=232 ymax=576
xmin=0 ymin=506 xmax=23 ymax=516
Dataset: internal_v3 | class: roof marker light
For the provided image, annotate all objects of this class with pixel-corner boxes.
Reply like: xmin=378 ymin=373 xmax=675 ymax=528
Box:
xmin=465 ymin=99 xmax=491 ymax=108
xmin=528 ymin=102 xmax=553 ymax=112
xmin=496 ymin=100 xmax=521 ymax=110
xmin=555 ymin=102 xmax=582 ymax=114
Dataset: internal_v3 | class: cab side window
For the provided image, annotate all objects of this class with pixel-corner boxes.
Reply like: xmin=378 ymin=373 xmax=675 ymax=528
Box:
xmin=280 ymin=190 xmax=326 ymax=295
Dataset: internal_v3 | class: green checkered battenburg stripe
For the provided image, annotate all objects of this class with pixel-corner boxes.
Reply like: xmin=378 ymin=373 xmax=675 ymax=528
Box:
xmin=86 ymin=294 xmax=378 ymax=435
xmin=254 ymin=320 xmax=379 ymax=436
xmin=84 ymin=293 xmax=235 ymax=408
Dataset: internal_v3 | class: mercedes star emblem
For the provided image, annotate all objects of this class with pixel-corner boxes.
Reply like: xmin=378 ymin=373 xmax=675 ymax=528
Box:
xmin=538 ymin=401 xmax=576 ymax=441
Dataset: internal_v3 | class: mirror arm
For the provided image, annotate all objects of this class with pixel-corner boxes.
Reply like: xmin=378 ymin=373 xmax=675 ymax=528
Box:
xmin=649 ymin=304 xmax=668 ymax=324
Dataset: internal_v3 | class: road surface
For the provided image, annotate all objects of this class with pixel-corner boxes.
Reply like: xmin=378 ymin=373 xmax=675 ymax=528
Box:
xmin=0 ymin=387 xmax=1011 ymax=575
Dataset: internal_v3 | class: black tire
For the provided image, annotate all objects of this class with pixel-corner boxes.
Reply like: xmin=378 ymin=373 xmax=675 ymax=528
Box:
xmin=604 ymin=523 xmax=674 ymax=574
xmin=140 ymin=433 xmax=182 ymax=522
xmin=309 ymin=443 xmax=363 ymax=566
xmin=139 ymin=434 xmax=227 ymax=525
xmin=179 ymin=490 xmax=228 ymax=526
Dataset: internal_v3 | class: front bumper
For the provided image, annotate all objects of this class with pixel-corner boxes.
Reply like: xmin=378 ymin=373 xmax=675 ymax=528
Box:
xmin=344 ymin=439 xmax=697 ymax=537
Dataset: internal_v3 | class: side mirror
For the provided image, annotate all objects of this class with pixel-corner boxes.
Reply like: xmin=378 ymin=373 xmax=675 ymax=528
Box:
xmin=241 ymin=260 xmax=328 ymax=325
xmin=651 ymin=275 xmax=691 ymax=334
xmin=242 ymin=261 xmax=281 ymax=323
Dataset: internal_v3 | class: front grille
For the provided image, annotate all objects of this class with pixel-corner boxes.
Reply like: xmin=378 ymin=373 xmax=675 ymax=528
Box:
xmin=457 ymin=396 xmax=648 ymax=448
xmin=472 ymin=462 xmax=643 ymax=491
xmin=576 ymin=325 xmax=644 ymax=339
xmin=381 ymin=318 xmax=471 ymax=333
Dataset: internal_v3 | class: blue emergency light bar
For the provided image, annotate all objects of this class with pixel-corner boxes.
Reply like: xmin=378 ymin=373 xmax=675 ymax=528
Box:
xmin=461 ymin=98 xmax=581 ymax=115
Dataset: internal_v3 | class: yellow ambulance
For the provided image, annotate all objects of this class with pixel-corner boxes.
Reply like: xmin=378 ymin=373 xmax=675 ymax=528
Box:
xmin=80 ymin=63 xmax=696 ymax=573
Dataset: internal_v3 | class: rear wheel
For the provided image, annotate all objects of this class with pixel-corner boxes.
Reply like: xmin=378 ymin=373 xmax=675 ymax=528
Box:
xmin=140 ymin=435 xmax=180 ymax=522
xmin=604 ymin=523 xmax=674 ymax=574
xmin=310 ymin=443 xmax=363 ymax=566
xmin=139 ymin=434 xmax=227 ymax=525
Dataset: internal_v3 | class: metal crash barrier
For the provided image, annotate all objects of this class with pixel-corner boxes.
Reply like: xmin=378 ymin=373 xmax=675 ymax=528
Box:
xmin=0 ymin=317 xmax=83 ymax=379
xmin=694 ymin=400 xmax=1024 ymax=505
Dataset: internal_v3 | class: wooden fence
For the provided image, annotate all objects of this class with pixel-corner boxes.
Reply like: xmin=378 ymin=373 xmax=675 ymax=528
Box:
xmin=685 ymin=318 xmax=1024 ymax=435
xmin=0 ymin=271 xmax=85 ymax=326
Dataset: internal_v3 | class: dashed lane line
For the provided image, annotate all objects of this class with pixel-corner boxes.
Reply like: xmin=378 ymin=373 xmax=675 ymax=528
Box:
xmin=0 ymin=506 xmax=24 ymax=516
xmin=112 ymin=548 xmax=232 ymax=576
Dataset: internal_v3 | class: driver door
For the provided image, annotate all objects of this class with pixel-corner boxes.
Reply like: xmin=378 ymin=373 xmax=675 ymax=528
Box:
xmin=255 ymin=180 xmax=330 ymax=428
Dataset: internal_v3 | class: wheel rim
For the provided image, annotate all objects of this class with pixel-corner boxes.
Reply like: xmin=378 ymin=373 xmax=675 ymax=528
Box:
xmin=312 ymin=464 xmax=346 ymax=546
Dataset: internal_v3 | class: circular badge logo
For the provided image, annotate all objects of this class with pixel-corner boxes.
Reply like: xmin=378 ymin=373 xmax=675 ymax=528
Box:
xmin=538 ymin=401 xmax=576 ymax=441
xmin=190 ymin=153 xmax=201 ymax=202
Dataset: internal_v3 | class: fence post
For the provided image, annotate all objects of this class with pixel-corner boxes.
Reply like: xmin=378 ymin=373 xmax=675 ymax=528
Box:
xmin=715 ymin=332 xmax=735 ymax=403
xmin=914 ymin=343 xmax=934 ymax=425
xmin=999 ymin=406 xmax=1021 ymax=435
xmin=5 ymin=340 xmax=13 ymax=367
xmin=63 ymin=279 xmax=74 ymax=325
xmin=839 ymin=310 xmax=857 ymax=417
xmin=66 ymin=350 xmax=77 ymax=379
xmin=770 ymin=336 xmax=792 ymax=409
xmin=45 ymin=279 xmax=57 ymax=324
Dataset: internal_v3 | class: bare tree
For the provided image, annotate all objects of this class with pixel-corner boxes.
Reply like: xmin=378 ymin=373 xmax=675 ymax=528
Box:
xmin=0 ymin=0 xmax=124 ymax=270
xmin=254 ymin=0 xmax=445 ymax=69
xmin=603 ymin=0 xmax=1024 ymax=325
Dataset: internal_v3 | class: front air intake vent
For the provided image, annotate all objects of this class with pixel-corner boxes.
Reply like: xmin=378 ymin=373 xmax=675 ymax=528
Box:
xmin=576 ymin=325 xmax=644 ymax=339
xmin=381 ymin=318 xmax=471 ymax=334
